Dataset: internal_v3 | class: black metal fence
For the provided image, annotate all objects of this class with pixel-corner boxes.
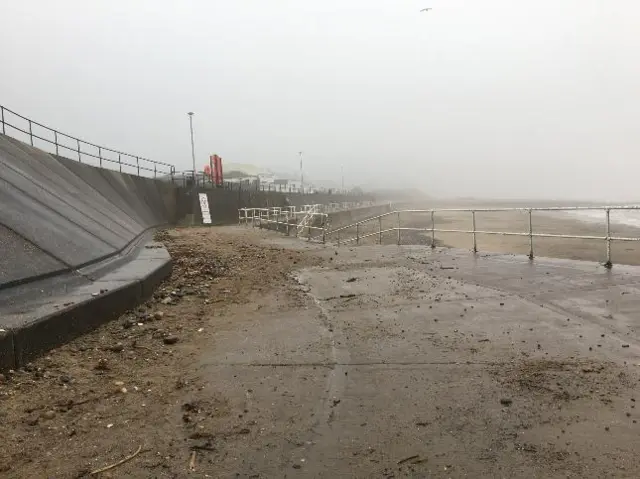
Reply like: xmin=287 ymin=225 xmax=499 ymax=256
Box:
xmin=0 ymin=104 xmax=175 ymax=178
xmin=172 ymin=170 xmax=351 ymax=195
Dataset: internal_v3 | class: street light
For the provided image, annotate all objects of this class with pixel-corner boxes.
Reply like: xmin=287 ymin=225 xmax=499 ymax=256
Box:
xmin=188 ymin=112 xmax=196 ymax=180
xmin=299 ymin=151 xmax=304 ymax=194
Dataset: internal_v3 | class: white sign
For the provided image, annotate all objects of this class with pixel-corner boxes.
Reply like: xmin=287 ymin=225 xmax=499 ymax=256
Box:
xmin=199 ymin=193 xmax=212 ymax=224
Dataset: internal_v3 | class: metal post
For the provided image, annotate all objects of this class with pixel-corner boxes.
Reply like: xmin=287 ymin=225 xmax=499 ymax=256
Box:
xmin=528 ymin=209 xmax=534 ymax=260
xmin=322 ymin=216 xmax=326 ymax=244
xmin=54 ymin=131 xmax=59 ymax=155
xmin=299 ymin=151 xmax=304 ymax=195
xmin=397 ymin=212 xmax=401 ymax=245
xmin=0 ymin=106 xmax=4 ymax=135
xmin=188 ymin=112 xmax=196 ymax=179
xmin=98 ymin=146 xmax=102 ymax=167
xmin=379 ymin=216 xmax=382 ymax=244
xmin=29 ymin=120 xmax=33 ymax=146
xmin=356 ymin=222 xmax=360 ymax=245
xmin=472 ymin=211 xmax=477 ymax=253
xmin=77 ymin=139 xmax=81 ymax=161
xmin=136 ymin=156 xmax=140 ymax=176
xmin=119 ymin=153 xmax=122 ymax=172
xmin=431 ymin=210 xmax=435 ymax=249
xmin=605 ymin=208 xmax=612 ymax=268
xmin=154 ymin=164 xmax=157 ymax=178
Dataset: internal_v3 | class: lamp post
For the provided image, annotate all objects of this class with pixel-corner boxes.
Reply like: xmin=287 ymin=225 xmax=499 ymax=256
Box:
xmin=299 ymin=151 xmax=304 ymax=194
xmin=188 ymin=112 xmax=196 ymax=181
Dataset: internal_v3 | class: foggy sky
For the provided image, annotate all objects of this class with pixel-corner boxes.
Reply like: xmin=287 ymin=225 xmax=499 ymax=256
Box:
xmin=2 ymin=0 xmax=640 ymax=200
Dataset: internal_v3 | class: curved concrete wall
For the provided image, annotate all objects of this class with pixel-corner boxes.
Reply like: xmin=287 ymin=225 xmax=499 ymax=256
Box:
xmin=0 ymin=134 xmax=176 ymax=290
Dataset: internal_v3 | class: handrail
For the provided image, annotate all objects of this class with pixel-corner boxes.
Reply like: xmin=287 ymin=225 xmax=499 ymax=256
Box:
xmin=322 ymin=206 xmax=640 ymax=268
xmin=239 ymin=206 xmax=329 ymax=242
xmin=0 ymin=104 xmax=175 ymax=178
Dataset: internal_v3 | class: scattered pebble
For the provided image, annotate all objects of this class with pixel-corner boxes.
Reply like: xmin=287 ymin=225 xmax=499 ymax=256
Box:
xmin=25 ymin=415 xmax=39 ymax=426
xmin=108 ymin=342 xmax=124 ymax=353
xmin=42 ymin=410 xmax=56 ymax=420
xmin=163 ymin=335 xmax=179 ymax=345
xmin=94 ymin=359 xmax=109 ymax=371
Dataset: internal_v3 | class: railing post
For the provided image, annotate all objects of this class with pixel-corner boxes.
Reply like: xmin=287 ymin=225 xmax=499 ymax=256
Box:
xmin=98 ymin=146 xmax=102 ymax=168
xmin=136 ymin=156 xmax=140 ymax=176
xmin=379 ymin=216 xmax=382 ymax=244
xmin=397 ymin=211 xmax=401 ymax=245
xmin=431 ymin=210 xmax=436 ymax=249
xmin=605 ymin=208 xmax=612 ymax=268
xmin=28 ymin=120 xmax=33 ymax=146
xmin=356 ymin=222 xmax=360 ymax=245
xmin=472 ymin=210 xmax=477 ymax=253
xmin=1 ymin=106 xmax=5 ymax=135
xmin=54 ymin=131 xmax=59 ymax=155
xmin=528 ymin=209 xmax=534 ymax=260
xmin=154 ymin=163 xmax=157 ymax=178
xmin=322 ymin=215 xmax=326 ymax=244
xmin=77 ymin=139 xmax=81 ymax=161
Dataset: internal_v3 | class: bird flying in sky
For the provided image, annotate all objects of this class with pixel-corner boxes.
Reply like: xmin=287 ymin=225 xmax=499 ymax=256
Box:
xmin=420 ymin=8 xmax=432 ymax=12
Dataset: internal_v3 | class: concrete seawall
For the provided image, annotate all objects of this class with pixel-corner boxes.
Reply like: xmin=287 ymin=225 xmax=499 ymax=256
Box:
xmin=0 ymin=134 xmax=176 ymax=290
xmin=0 ymin=134 xmax=177 ymax=369
xmin=184 ymin=188 xmax=378 ymax=226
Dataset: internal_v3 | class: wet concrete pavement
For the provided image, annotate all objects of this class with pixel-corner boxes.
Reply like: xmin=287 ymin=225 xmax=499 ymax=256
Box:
xmin=196 ymin=237 xmax=640 ymax=478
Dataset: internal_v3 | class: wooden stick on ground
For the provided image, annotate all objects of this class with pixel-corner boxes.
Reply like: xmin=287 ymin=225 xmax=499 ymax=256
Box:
xmin=90 ymin=444 xmax=143 ymax=475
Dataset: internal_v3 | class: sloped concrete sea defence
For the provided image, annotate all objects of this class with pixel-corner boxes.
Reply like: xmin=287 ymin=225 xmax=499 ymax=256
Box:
xmin=0 ymin=134 xmax=174 ymax=369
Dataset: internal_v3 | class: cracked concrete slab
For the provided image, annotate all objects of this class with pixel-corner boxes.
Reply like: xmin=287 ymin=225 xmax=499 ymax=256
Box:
xmin=196 ymin=235 xmax=640 ymax=477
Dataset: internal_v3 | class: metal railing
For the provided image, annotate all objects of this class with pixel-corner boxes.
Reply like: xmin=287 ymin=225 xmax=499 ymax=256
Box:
xmin=239 ymin=206 xmax=329 ymax=241
xmin=324 ymin=206 xmax=640 ymax=268
xmin=0 ymin=104 xmax=175 ymax=178
xmin=296 ymin=204 xmax=322 ymax=236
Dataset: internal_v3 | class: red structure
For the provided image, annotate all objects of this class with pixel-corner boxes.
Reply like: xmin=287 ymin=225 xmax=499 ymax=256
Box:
xmin=204 ymin=155 xmax=224 ymax=186
xmin=209 ymin=154 xmax=223 ymax=186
